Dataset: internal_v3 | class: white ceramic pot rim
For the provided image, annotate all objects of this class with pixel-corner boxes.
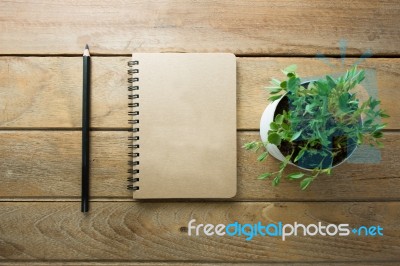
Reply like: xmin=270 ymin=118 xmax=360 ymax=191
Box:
xmin=259 ymin=93 xmax=358 ymax=171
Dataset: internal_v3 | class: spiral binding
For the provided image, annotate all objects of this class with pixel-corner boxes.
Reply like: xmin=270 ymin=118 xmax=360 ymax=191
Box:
xmin=127 ymin=60 xmax=140 ymax=191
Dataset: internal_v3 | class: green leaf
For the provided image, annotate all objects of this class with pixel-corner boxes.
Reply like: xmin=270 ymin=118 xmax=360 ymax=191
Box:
xmin=272 ymin=174 xmax=281 ymax=186
xmin=258 ymin=172 xmax=272 ymax=180
xmin=268 ymin=132 xmax=281 ymax=146
xmin=287 ymin=172 xmax=305 ymax=180
xmin=375 ymin=141 xmax=384 ymax=148
xmin=358 ymin=70 xmax=365 ymax=83
xmin=269 ymin=87 xmax=282 ymax=94
xmin=281 ymin=122 xmax=289 ymax=130
xmin=275 ymin=114 xmax=284 ymax=124
xmin=357 ymin=132 xmax=363 ymax=145
xmin=375 ymin=124 xmax=387 ymax=131
xmin=379 ymin=111 xmax=390 ymax=118
xmin=316 ymin=81 xmax=329 ymax=96
xmin=339 ymin=93 xmax=350 ymax=112
xmin=369 ymin=99 xmax=380 ymax=110
xmin=270 ymin=78 xmax=281 ymax=86
xmin=265 ymin=86 xmax=280 ymax=90
xmin=280 ymin=81 xmax=287 ymax=89
xmin=290 ymin=130 xmax=303 ymax=141
xmin=372 ymin=131 xmax=383 ymax=139
xmin=305 ymin=103 xmax=315 ymax=114
xmin=242 ymin=141 xmax=260 ymax=151
xmin=269 ymin=95 xmax=282 ymax=102
xmin=322 ymin=168 xmax=332 ymax=175
xmin=287 ymin=77 xmax=300 ymax=93
xmin=283 ymin=64 xmax=297 ymax=74
xmin=300 ymin=177 xmax=314 ymax=190
xmin=287 ymin=73 xmax=295 ymax=78
xmin=257 ymin=151 xmax=269 ymax=162
xmin=326 ymin=75 xmax=336 ymax=88
xmin=270 ymin=122 xmax=279 ymax=131
xmin=363 ymin=118 xmax=373 ymax=127
xmin=294 ymin=148 xmax=306 ymax=162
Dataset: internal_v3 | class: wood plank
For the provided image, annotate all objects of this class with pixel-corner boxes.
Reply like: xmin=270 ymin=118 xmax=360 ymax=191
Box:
xmin=238 ymin=57 xmax=400 ymax=130
xmin=0 ymin=57 xmax=398 ymax=129
xmin=0 ymin=1 xmax=399 ymax=55
xmin=0 ymin=131 xmax=129 ymax=199
xmin=0 ymin=202 xmax=399 ymax=261
xmin=1 ymin=263 xmax=399 ymax=266
xmin=0 ymin=57 xmax=126 ymax=128
xmin=0 ymin=131 xmax=399 ymax=200
xmin=0 ymin=262 xmax=398 ymax=266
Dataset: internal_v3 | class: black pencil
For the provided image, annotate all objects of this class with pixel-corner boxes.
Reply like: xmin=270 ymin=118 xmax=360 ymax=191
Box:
xmin=82 ymin=44 xmax=91 ymax=212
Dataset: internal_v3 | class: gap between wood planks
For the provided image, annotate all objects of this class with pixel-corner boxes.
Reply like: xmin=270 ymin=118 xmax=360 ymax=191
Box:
xmin=0 ymin=260 xmax=399 ymax=265
xmin=0 ymin=54 xmax=400 ymax=58
xmin=1 ymin=198 xmax=400 ymax=203
xmin=4 ymin=128 xmax=398 ymax=133
xmin=0 ymin=128 xmax=399 ymax=133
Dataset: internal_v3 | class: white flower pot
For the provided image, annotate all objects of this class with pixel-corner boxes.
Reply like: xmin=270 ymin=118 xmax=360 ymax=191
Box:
xmin=259 ymin=94 xmax=288 ymax=162
xmin=259 ymin=93 xmax=358 ymax=170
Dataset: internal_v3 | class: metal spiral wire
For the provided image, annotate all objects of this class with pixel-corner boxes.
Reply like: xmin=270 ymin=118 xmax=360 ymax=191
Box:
xmin=127 ymin=60 xmax=139 ymax=191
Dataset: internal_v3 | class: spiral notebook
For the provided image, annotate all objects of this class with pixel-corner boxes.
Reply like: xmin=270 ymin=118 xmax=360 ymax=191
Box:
xmin=127 ymin=53 xmax=237 ymax=199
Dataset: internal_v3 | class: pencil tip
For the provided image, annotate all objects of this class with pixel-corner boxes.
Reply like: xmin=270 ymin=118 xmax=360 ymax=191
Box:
xmin=85 ymin=44 xmax=89 ymax=49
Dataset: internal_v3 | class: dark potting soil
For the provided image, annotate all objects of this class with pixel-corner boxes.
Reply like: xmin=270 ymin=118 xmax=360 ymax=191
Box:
xmin=273 ymin=95 xmax=357 ymax=169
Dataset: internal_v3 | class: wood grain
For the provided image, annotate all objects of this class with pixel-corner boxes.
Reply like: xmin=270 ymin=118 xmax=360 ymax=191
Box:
xmin=0 ymin=57 xmax=398 ymax=129
xmin=1 ymin=1 xmax=399 ymax=264
xmin=0 ymin=131 xmax=399 ymax=200
xmin=1 ymin=263 xmax=399 ymax=266
xmin=0 ymin=1 xmax=399 ymax=55
xmin=0 ymin=202 xmax=399 ymax=261
xmin=1 ymin=263 xmax=398 ymax=266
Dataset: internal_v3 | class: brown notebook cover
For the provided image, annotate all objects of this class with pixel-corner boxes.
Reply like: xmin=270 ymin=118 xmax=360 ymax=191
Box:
xmin=128 ymin=53 xmax=236 ymax=198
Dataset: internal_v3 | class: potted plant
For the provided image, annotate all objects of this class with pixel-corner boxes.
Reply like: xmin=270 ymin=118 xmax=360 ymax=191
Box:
xmin=244 ymin=65 xmax=389 ymax=190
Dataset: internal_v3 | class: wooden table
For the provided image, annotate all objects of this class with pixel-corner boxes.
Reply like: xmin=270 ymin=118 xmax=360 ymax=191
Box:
xmin=1 ymin=1 xmax=400 ymax=265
